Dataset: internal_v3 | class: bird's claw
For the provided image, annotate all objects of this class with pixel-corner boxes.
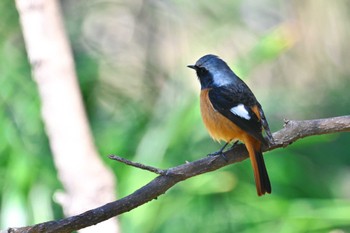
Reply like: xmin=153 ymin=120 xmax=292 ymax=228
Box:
xmin=207 ymin=151 xmax=228 ymax=162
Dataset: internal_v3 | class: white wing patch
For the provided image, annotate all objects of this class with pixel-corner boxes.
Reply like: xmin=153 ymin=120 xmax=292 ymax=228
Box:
xmin=230 ymin=104 xmax=251 ymax=120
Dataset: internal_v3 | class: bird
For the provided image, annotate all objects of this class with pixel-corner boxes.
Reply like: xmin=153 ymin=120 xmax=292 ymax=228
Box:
xmin=188 ymin=54 xmax=273 ymax=196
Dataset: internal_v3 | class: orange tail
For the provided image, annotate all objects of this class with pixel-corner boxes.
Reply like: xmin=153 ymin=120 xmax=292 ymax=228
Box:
xmin=244 ymin=136 xmax=271 ymax=196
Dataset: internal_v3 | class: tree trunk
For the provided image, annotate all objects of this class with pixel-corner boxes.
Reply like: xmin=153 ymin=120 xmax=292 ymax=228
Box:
xmin=14 ymin=0 xmax=119 ymax=232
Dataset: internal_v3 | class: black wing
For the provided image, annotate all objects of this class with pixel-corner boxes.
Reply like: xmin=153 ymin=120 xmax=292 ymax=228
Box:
xmin=257 ymin=103 xmax=274 ymax=143
xmin=208 ymin=85 xmax=268 ymax=145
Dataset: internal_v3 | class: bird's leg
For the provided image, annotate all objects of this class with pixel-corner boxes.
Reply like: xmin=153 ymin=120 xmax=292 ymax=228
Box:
xmin=229 ymin=140 xmax=239 ymax=149
xmin=208 ymin=141 xmax=230 ymax=161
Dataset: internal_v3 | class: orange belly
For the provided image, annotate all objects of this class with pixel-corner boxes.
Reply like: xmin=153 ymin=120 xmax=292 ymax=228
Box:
xmin=200 ymin=89 xmax=244 ymax=142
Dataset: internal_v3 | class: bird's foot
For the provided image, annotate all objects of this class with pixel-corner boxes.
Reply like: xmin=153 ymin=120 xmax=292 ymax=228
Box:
xmin=229 ymin=140 xmax=239 ymax=150
xmin=207 ymin=150 xmax=228 ymax=162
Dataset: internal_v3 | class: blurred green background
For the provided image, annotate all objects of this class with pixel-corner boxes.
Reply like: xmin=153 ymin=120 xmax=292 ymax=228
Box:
xmin=1 ymin=0 xmax=350 ymax=232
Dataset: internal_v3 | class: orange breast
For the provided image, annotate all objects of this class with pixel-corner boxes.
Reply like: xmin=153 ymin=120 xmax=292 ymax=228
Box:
xmin=200 ymin=89 xmax=244 ymax=142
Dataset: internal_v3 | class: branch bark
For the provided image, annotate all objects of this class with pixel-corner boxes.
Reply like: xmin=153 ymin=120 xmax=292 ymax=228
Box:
xmin=4 ymin=115 xmax=350 ymax=233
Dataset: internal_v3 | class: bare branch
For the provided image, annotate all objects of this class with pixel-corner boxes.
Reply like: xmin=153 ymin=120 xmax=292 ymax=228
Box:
xmin=108 ymin=155 xmax=167 ymax=175
xmin=268 ymin=116 xmax=350 ymax=150
xmin=5 ymin=115 xmax=350 ymax=233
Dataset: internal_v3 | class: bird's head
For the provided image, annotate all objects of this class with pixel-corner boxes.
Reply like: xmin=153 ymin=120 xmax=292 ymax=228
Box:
xmin=188 ymin=54 xmax=237 ymax=89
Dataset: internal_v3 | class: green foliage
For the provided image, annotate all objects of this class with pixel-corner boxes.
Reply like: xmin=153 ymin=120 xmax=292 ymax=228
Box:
xmin=1 ymin=0 xmax=350 ymax=232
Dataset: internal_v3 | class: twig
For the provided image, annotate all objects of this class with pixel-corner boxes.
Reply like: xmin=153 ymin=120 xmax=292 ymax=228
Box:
xmin=108 ymin=155 xmax=167 ymax=175
xmin=5 ymin=115 xmax=350 ymax=233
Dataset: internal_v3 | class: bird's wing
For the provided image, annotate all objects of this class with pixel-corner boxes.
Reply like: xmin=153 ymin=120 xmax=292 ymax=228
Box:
xmin=208 ymin=86 xmax=268 ymax=145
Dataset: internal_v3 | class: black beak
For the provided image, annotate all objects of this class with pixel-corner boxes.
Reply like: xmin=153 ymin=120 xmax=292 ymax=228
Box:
xmin=187 ymin=65 xmax=196 ymax=70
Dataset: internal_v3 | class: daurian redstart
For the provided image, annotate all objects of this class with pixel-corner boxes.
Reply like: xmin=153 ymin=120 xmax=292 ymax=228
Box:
xmin=188 ymin=54 xmax=273 ymax=196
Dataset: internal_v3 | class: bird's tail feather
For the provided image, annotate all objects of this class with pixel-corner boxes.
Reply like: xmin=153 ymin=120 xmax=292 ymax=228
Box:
xmin=254 ymin=149 xmax=271 ymax=195
xmin=245 ymin=138 xmax=271 ymax=196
